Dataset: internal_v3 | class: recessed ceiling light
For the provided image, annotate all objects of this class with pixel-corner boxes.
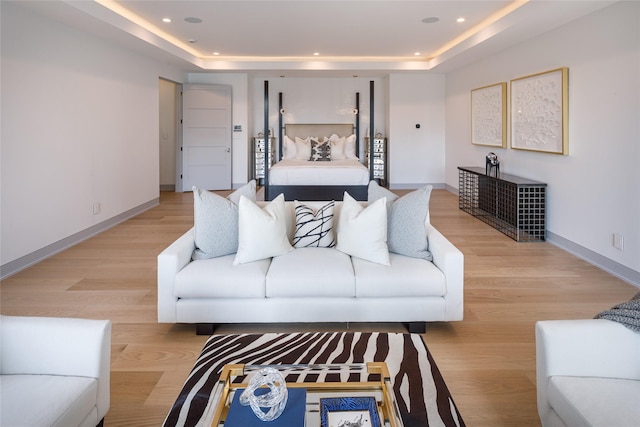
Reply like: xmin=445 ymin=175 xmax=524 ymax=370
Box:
xmin=421 ymin=17 xmax=439 ymax=24
xmin=184 ymin=17 xmax=202 ymax=24
xmin=414 ymin=52 xmax=421 ymax=56
xmin=162 ymin=18 xmax=171 ymax=23
xmin=212 ymin=52 xmax=220 ymax=55
xmin=457 ymin=17 xmax=466 ymax=23
xmin=313 ymin=52 xmax=320 ymax=56
xmin=188 ymin=38 xmax=197 ymax=44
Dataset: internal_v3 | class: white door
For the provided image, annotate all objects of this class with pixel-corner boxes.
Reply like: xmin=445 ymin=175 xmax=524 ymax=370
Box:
xmin=181 ymin=84 xmax=232 ymax=191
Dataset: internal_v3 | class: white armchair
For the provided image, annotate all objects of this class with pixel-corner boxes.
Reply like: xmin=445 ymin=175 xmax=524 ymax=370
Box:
xmin=536 ymin=319 xmax=640 ymax=427
xmin=0 ymin=315 xmax=111 ymax=427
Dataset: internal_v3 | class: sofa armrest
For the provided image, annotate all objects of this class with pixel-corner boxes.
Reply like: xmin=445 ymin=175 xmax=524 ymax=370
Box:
xmin=157 ymin=228 xmax=196 ymax=323
xmin=0 ymin=315 xmax=111 ymax=420
xmin=426 ymin=223 xmax=464 ymax=320
xmin=535 ymin=319 xmax=640 ymax=425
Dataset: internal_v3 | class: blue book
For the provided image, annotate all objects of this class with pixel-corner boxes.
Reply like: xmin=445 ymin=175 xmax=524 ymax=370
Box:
xmin=224 ymin=387 xmax=306 ymax=427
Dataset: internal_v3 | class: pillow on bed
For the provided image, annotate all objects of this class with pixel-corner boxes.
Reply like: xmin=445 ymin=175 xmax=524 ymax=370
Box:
xmin=192 ymin=180 xmax=256 ymax=260
xmin=294 ymin=137 xmax=312 ymax=160
xmin=344 ymin=134 xmax=358 ymax=159
xmin=234 ymin=194 xmax=293 ymax=264
xmin=328 ymin=134 xmax=346 ymax=160
xmin=337 ymin=192 xmax=389 ymax=265
xmin=283 ymin=135 xmax=296 ymax=159
xmin=294 ymin=201 xmax=336 ymax=248
xmin=310 ymin=140 xmax=331 ymax=161
xmin=368 ymin=180 xmax=433 ymax=261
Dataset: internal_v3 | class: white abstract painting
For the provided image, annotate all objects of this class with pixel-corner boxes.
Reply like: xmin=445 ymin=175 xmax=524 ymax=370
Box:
xmin=511 ymin=68 xmax=568 ymax=154
xmin=471 ymin=83 xmax=506 ymax=147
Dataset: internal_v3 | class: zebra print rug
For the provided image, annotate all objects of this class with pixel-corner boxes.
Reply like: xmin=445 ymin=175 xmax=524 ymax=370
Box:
xmin=163 ymin=332 xmax=465 ymax=427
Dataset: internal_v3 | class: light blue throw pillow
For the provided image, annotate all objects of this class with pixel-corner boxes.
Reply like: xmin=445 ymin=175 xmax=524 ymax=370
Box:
xmin=368 ymin=181 xmax=433 ymax=261
xmin=192 ymin=180 xmax=256 ymax=260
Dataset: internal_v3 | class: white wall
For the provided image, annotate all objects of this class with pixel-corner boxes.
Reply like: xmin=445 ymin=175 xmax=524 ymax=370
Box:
xmin=388 ymin=73 xmax=446 ymax=188
xmin=1 ymin=2 xmax=185 ymax=267
xmin=445 ymin=1 xmax=640 ymax=276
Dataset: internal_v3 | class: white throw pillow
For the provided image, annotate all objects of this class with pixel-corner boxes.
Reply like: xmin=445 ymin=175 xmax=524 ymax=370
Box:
xmin=294 ymin=137 xmax=312 ymax=160
xmin=283 ymin=135 xmax=296 ymax=159
xmin=328 ymin=134 xmax=346 ymax=160
xmin=293 ymin=201 xmax=336 ymax=248
xmin=192 ymin=180 xmax=256 ymax=260
xmin=234 ymin=194 xmax=293 ymax=265
xmin=337 ymin=192 xmax=389 ymax=265
xmin=344 ymin=134 xmax=358 ymax=159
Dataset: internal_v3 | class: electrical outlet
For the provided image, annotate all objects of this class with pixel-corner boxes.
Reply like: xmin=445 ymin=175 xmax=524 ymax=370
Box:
xmin=613 ymin=233 xmax=624 ymax=251
xmin=93 ymin=202 xmax=101 ymax=215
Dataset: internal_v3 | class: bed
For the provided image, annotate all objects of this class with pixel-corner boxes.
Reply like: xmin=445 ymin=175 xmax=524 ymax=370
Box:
xmin=264 ymin=123 xmax=372 ymax=201
xmin=260 ymin=82 xmax=377 ymax=201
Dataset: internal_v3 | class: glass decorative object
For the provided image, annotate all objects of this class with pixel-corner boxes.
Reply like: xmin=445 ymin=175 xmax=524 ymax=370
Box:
xmin=239 ymin=367 xmax=288 ymax=421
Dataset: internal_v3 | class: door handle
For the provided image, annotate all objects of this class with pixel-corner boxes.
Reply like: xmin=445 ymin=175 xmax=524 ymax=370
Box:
xmin=226 ymin=147 xmax=231 ymax=153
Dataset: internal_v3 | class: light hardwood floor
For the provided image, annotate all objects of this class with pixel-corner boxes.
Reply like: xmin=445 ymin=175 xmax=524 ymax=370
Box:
xmin=1 ymin=189 xmax=637 ymax=426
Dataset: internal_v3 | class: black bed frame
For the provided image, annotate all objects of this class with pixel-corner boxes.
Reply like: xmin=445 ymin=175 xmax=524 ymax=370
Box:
xmin=262 ymin=80 xmax=376 ymax=201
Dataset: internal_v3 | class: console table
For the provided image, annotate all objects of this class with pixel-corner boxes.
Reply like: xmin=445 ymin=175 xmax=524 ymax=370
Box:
xmin=458 ymin=166 xmax=546 ymax=242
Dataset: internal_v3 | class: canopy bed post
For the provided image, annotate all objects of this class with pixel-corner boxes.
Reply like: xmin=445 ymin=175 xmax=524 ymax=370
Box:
xmin=369 ymin=80 xmax=375 ymax=181
xmin=263 ymin=80 xmax=270 ymax=201
xmin=278 ymin=92 xmax=284 ymax=161
xmin=355 ymin=92 xmax=360 ymax=157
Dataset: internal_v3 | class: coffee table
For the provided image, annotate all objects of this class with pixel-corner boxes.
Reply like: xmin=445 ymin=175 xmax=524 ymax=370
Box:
xmin=207 ymin=362 xmax=404 ymax=427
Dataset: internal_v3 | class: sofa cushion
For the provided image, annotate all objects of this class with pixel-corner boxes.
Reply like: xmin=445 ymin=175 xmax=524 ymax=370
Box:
xmin=368 ymin=181 xmax=433 ymax=261
xmin=175 ymin=255 xmax=270 ymax=298
xmin=192 ymin=180 xmax=256 ymax=260
xmin=266 ymin=247 xmax=355 ymax=297
xmin=0 ymin=374 xmax=97 ymax=427
xmin=353 ymin=253 xmax=446 ymax=297
xmin=234 ymin=194 xmax=294 ymax=265
xmin=336 ymin=192 xmax=389 ymax=265
xmin=548 ymin=376 xmax=640 ymax=427
xmin=293 ymin=201 xmax=336 ymax=248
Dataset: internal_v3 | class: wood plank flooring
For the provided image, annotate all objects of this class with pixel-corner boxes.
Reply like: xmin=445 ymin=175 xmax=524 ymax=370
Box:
xmin=1 ymin=189 xmax=637 ymax=426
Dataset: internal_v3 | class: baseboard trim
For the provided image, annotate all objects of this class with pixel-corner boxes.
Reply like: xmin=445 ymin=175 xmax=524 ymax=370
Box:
xmin=160 ymin=184 xmax=175 ymax=192
xmin=0 ymin=198 xmax=159 ymax=280
xmin=546 ymin=232 xmax=639 ymax=288
xmin=388 ymin=183 xmax=446 ymax=190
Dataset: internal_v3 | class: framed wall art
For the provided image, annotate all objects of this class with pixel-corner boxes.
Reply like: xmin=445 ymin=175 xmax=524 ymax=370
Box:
xmin=471 ymin=82 xmax=507 ymax=148
xmin=510 ymin=67 xmax=569 ymax=154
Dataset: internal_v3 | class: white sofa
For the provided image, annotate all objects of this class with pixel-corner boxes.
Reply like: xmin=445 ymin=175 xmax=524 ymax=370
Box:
xmin=536 ymin=319 xmax=640 ymax=427
xmin=0 ymin=315 xmax=111 ymax=427
xmin=158 ymin=196 xmax=464 ymax=334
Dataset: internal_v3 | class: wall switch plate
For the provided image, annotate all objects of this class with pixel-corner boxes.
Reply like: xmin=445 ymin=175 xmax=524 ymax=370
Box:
xmin=93 ymin=202 xmax=101 ymax=215
xmin=613 ymin=233 xmax=624 ymax=251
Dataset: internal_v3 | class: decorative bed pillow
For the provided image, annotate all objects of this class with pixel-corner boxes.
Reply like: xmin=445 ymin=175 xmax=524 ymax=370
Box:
xmin=336 ymin=192 xmax=389 ymax=265
xmin=192 ymin=180 xmax=256 ymax=260
xmin=328 ymin=134 xmax=346 ymax=160
xmin=344 ymin=134 xmax=358 ymax=159
xmin=294 ymin=201 xmax=336 ymax=248
xmin=234 ymin=194 xmax=293 ymax=265
xmin=368 ymin=181 xmax=433 ymax=261
xmin=294 ymin=137 xmax=312 ymax=160
xmin=310 ymin=140 xmax=331 ymax=161
xmin=283 ymin=135 xmax=296 ymax=159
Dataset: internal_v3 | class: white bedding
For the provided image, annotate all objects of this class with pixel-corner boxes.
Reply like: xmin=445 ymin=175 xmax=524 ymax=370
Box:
xmin=269 ymin=159 xmax=370 ymax=186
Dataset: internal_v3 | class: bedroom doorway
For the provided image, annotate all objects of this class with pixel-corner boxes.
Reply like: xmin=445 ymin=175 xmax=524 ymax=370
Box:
xmin=158 ymin=78 xmax=182 ymax=192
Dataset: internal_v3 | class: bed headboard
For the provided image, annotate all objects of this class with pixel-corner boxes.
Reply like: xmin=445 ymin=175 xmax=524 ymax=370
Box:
xmin=284 ymin=124 xmax=355 ymax=140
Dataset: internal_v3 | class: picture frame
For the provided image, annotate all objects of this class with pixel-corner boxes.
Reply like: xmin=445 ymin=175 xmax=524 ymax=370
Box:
xmin=470 ymin=82 xmax=507 ymax=148
xmin=510 ymin=67 xmax=569 ymax=154
xmin=320 ymin=396 xmax=381 ymax=427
